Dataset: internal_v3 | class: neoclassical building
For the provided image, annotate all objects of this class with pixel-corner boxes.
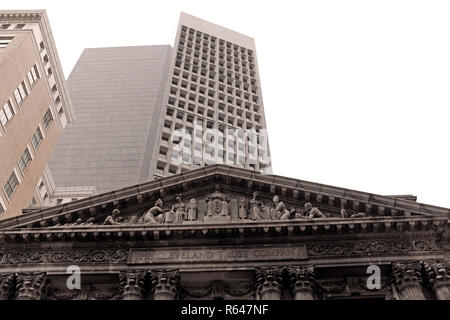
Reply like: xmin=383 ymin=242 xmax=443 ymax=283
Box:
xmin=0 ymin=165 xmax=448 ymax=300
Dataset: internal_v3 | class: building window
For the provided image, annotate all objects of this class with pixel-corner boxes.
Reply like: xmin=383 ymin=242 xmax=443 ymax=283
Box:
xmin=43 ymin=108 xmax=53 ymax=129
xmin=3 ymin=171 xmax=19 ymax=199
xmin=0 ymin=201 xmax=4 ymax=215
xmin=26 ymin=64 xmax=40 ymax=87
xmin=31 ymin=126 xmax=43 ymax=151
xmin=13 ymin=81 xmax=28 ymax=105
xmin=15 ymin=24 xmax=25 ymax=30
xmin=0 ymin=36 xmax=14 ymax=48
xmin=0 ymin=100 xmax=15 ymax=129
xmin=18 ymin=148 xmax=32 ymax=174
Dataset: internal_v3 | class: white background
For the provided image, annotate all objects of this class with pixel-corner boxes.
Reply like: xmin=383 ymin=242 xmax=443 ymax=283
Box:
xmin=5 ymin=0 xmax=450 ymax=208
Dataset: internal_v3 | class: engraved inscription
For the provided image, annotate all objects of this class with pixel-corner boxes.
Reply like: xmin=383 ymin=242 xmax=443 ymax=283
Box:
xmin=128 ymin=245 xmax=308 ymax=264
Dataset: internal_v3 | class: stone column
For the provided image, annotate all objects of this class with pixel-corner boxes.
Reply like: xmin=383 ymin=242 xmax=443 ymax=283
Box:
xmin=118 ymin=270 xmax=147 ymax=300
xmin=392 ymin=262 xmax=426 ymax=300
xmin=150 ymin=270 xmax=180 ymax=300
xmin=423 ymin=261 xmax=450 ymax=300
xmin=0 ymin=273 xmax=15 ymax=300
xmin=15 ymin=273 xmax=48 ymax=300
xmin=255 ymin=267 xmax=283 ymax=300
xmin=287 ymin=266 xmax=316 ymax=300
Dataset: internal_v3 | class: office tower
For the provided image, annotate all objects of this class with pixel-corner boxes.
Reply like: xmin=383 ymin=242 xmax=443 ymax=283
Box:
xmin=0 ymin=10 xmax=74 ymax=219
xmin=48 ymin=46 xmax=173 ymax=194
xmin=49 ymin=12 xmax=271 ymax=194
xmin=154 ymin=13 xmax=271 ymax=178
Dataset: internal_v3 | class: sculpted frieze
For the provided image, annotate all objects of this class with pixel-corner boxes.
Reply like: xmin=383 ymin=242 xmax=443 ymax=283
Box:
xmin=31 ymin=184 xmax=435 ymax=229
xmin=308 ymin=240 xmax=439 ymax=257
xmin=0 ymin=249 xmax=128 ymax=265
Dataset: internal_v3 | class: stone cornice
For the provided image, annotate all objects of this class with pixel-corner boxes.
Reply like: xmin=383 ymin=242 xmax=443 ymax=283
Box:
xmin=1 ymin=165 xmax=449 ymax=231
xmin=0 ymin=215 xmax=446 ymax=243
xmin=0 ymin=10 xmax=45 ymax=21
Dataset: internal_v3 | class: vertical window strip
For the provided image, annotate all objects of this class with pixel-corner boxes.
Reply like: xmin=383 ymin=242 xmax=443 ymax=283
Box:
xmin=43 ymin=108 xmax=53 ymax=129
xmin=18 ymin=148 xmax=32 ymax=174
xmin=31 ymin=126 xmax=43 ymax=151
xmin=3 ymin=171 xmax=19 ymax=199
xmin=0 ymin=100 xmax=15 ymax=129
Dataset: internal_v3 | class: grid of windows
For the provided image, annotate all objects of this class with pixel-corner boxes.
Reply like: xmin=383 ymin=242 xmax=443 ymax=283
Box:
xmin=31 ymin=126 xmax=43 ymax=151
xmin=156 ymin=24 xmax=268 ymax=176
xmin=3 ymin=171 xmax=19 ymax=199
xmin=18 ymin=147 xmax=32 ymax=174
xmin=13 ymin=81 xmax=28 ymax=105
xmin=27 ymin=64 xmax=40 ymax=86
xmin=0 ymin=100 xmax=15 ymax=129
xmin=43 ymin=108 xmax=53 ymax=129
xmin=0 ymin=201 xmax=4 ymax=215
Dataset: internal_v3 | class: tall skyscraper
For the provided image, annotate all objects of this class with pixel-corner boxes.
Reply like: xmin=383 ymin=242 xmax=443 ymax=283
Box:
xmin=48 ymin=12 xmax=271 ymax=195
xmin=153 ymin=13 xmax=271 ymax=178
xmin=0 ymin=10 xmax=74 ymax=219
xmin=48 ymin=46 xmax=173 ymax=194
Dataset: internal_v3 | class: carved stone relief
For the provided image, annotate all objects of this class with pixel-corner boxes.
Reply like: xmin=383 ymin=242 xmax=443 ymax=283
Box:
xmin=30 ymin=184 xmax=433 ymax=229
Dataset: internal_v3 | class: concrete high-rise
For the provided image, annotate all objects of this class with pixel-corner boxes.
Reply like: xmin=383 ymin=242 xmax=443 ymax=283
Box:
xmin=0 ymin=10 xmax=74 ymax=219
xmin=48 ymin=46 xmax=173 ymax=194
xmin=153 ymin=13 xmax=271 ymax=178
xmin=48 ymin=12 xmax=271 ymax=194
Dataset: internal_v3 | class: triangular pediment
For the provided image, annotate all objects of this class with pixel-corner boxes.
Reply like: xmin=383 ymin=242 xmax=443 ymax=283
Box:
xmin=0 ymin=165 xmax=448 ymax=236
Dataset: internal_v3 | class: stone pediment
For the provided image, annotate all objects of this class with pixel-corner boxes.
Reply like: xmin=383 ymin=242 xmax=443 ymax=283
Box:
xmin=0 ymin=165 xmax=448 ymax=240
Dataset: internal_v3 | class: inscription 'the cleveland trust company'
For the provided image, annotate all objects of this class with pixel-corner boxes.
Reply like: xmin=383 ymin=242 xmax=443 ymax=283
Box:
xmin=128 ymin=244 xmax=308 ymax=265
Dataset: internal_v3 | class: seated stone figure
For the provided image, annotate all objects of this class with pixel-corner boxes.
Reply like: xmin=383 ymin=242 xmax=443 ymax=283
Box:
xmin=139 ymin=199 xmax=166 ymax=224
xmin=304 ymin=203 xmax=326 ymax=218
xmin=341 ymin=207 xmax=349 ymax=218
xmin=170 ymin=194 xmax=186 ymax=224
xmin=271 ymin=195 xmax=293 ymax=220
xmin=104 ymin=209 xmax=123 ymax=225
xmin=350 ymin=212 xmax=366 ymax=218
xmin=187 ymin=198 xmax=198 ymax=221
xmin=249 ymin=192 xmax=270 ymax=220
xmin=341 ymin=207 xmax=366 ymax=219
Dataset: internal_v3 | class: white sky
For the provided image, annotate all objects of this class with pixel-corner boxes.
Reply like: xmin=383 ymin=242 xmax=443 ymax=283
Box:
xmin=6 ymin=0 xmax=450 ymax=208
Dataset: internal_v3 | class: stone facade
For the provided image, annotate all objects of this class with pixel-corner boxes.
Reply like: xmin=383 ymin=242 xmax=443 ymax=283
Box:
xmin=0 ymin=165 xmax=448 ymax=300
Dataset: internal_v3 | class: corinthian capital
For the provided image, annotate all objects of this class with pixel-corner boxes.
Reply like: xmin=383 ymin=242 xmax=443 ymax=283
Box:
xmin=423 ymin=261 xmax=450 ymax=288
xmin=423 ymin=260 xmax=450 ymax=300
xmin=392 ymin=262 xmax=425 ymax=300
xmin=118 ymin=270 xmax=147 ymax=300
xmin=392 ymin=262 xmax=422 ymax=290
xmin=0 ymin=273 xmax=15 ymax=300
xmin=286 ymin=265 xmax=316 ymax=300
xmin=149 ymin=269 xmax=180 ymax=300
xmin=255 ymin=266 xmax=283 ymax=300
xmin=15 ymin=272 xmax=48 ymax=300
